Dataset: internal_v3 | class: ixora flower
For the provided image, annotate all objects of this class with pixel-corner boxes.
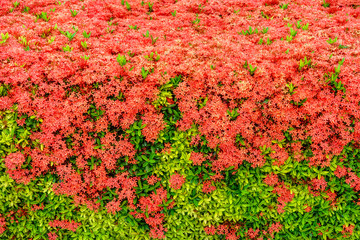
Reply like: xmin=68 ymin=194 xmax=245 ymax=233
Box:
xmin=4 ymin=152 xmax=25 ymax=170
xmin=190 ymin=152 xmax=206 ymax=166
xmin=169 ymin=173 xmax=185 ymax=190
xmin=264 ymin=173 xmax=279 ymax=186
xmin=0 ymin=215 xmax=6 ymax=234
xmin=48 ymin=220 xmax=81 ymax=232
xmin=202 ymin=180 xmax=216 ymax=193
xmin=47 ymin=232 xmax=58 ymax=240
xmin=264 ymin=0 xmax=279 ymax=5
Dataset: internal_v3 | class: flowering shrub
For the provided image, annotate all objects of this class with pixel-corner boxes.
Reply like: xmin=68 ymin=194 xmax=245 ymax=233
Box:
xmin=0 ymin=0 xmax=359 ymax=239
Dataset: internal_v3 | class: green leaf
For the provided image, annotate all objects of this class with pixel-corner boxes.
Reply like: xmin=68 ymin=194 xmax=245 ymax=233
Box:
xmin=125 ymin=1 xmax=131 ymax=10
xmin=117 ymin=54 xmax=127 ymax=66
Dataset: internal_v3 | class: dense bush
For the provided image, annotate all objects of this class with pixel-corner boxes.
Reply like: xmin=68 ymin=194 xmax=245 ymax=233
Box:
xmin=0 ymin=0 xmax=359 ymax=239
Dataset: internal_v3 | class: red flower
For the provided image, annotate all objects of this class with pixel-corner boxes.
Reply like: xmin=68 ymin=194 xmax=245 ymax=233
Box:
xmin=273 ymin=184 xmax=294 ymax=213
xmin=49 ymin=220 xmax=81 ymax=232
xmin=334 ymin=166 xmax=347 ymax=178
xmin=0 ymin=215 xmax=6 ymax=234
xmin=204 ymin=225 xmax=216 ymax=235
xmin=342 ymin=224 xmax=355 ymax=238
xmin=141 ymin=105 xmax=166 ymax=143
xmin=106 ymin=199 xmax=122 ymax=214
xmin=311 ymin=177 xmax=327 ymax=191
xmin=190 ymin=152 xmax=206 ymax=166
xmin=202 ymin=180 xmax=216 ymax=194
xmin=264 ymin=0 xmax=279 ymax=5
xmin=247 ymin=228 xmax=260 ymax=239
xmin=7 ymin=169 xmax=32 ymax=184
xmin=4 ymin=152 xmax=25 ymax=170
xmin=149 ymin=225 xmax=167 ymax=239
xmin=264 ymin=173 xmax=279 ymax=186
xmin=147 ymin=175 xmax=160 ymax=185
xmin=267 ymin=222 xmax=282 ymax=237
xmin=16 ymin=118 xmax=26 ymax=126
xmin=31 ymin=204 xmax=44 ymax=211
xmin=169 ymin=173 xmax=185 ymax=190
xmin=48 ymin=232 xmax=58 ymax=240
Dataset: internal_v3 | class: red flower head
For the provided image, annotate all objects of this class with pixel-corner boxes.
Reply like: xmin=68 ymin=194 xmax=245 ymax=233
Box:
xmin=204 ymin=225 xmax=217 ymax=235
xmin=202 ymin=180 xmax=216 ymax=193
xmin=311 ymin=177 xmax=327 ymax=191
xmin=0 ymin=215 xmax=6 ymax=234
xmin=169 ymin=173 xmax=185 ymax=190
xmin=48 ymin=232 xmax=58 ymax=240
xmin=247 ymin=228 xmax=260 ymax=239
xmin=334 ymin=166 xmax=347 ymax=178
xmin=264 ymin=173 xmax=279 ymax=186
xmin=4 ymin=152 xmax=26 ymax=170
xmin=147 ymin=175 xmax=160 ymax=185
xmin=264 ymin=0 xmax=279 ymax=5
xmin=190 ymin=152 xmax=206 ymax=166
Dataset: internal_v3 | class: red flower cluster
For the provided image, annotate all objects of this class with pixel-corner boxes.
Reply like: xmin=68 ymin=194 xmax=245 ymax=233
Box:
xmin=0 ymin=215 xmax=6 ymax=234
xmin=105 ymin=199 xmax=121 ymax=214
xmin=137 ymin=187 xmax=168 ymax=239
xmin=273 ymin=184 xmax=294 ymax=214
xmin=204 ymin=224 xmax=240 ymax=240
xmin=345 ymin=171 xmax=360 ymax=192
xmin=30 ymin=204 xmax=44 ymax=211
xmin=267 ymin=222 xmax=283 ymax=238
xmin=4 ymin=152 xmax=25 ymax=170
xmin=247 ymin=228 xmax=260 ymax=239
xmin=141 ymin=106 xmax=165 ymax=143
xmin=311 ymin=177 xmax=327 ymax=191
xmin=47 ymin=232 xmax=58 ymax=240
xmin=334 ymin=166 xmax=348 ymax=178
xmin=190 ymin=152 xmax=206 ymax=166
xmin=204 ymin=225 xmax=216 ymax=235
xmin=169 ymin=173 xmax=185 ymax=190
xmin=147 ymin=175 xmax=160 ymax=185
xmin=202 ymin=180 xmax=216 ymax=194
xmin=342 ymin=224 xmax=355 ymax=238
xmin=334 ymin=167 xmax=360 ymax=192
xmin=245 ymin=223 xmax=283 ymax=240
xmin=48 ymin=219 xmax=81 ymax=232
xmin=149 ymin=224 xmax=167 ymax=239
xmin=264 ymin=173 xmax=279 ymax=186
xmin=264 ymin=0 xmax=279 ymax=6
